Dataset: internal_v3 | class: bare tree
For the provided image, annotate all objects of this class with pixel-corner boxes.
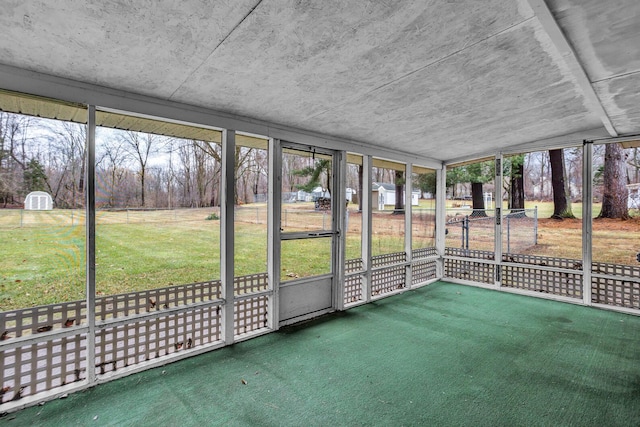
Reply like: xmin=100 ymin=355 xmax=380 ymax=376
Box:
xmin=96 ymin=136 xmax=129 ymax=207
xmin=121 ymin=131 xmax=161 ymax=207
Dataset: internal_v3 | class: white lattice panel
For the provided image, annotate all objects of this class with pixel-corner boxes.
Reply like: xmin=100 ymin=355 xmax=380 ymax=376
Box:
xmin=95 ymin=306 xmax=221 ymax=375
xmin=234 ymin=273 xmax=268 ymax=296
xmin=96 ymin=280 xmax=222 ymax=320
xmin=412 ymin=260 xmax=437 ymax=285
xmin=0 ymin=334 xmax=86 ymax=404
xmin=591 ymin=277 xmax=640 ymax=309
xmin=0 ymin=302 xmax=85 ymax=339
xmin=234 ymin=295 xmax=269 ymax=336
xmin=444 ymin=258 xmax=494 ymax=284
xmin=372 ymin=266 xmax=405 ymax=296
xmin=445 ymin=248 xmax=495 ymax=261
xmin=504 ymin=253 xmax=583 ymax=270
xmin=345 ymin=258 xmax=363 ymax=274
xmin=344 ymin=274 xmax=363 ymax=305
xmin=502 ymin=265 xmax=582 ymax=298
xmin=372 ymin=252 xmax=406 ymax=268
xmin=412 ymin=247 xmax=437 ymax=260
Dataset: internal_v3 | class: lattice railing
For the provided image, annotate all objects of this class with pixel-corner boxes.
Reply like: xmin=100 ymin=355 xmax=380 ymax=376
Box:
xmin=502 ymin=265 xmax=582 ymax=298
xmin=444 ymin=258 xmax=494 ymax=284
xmin=96 ymin=280 xmax=222 ymax=320
xmin=412 ymin=260 xmax=437 ymax=285
xmin=345 ymin=258 xmax=363 ymax=273
xmin=372 ymin=252 xmax=407 ymax=268
xmin=372 ymin=266 xmax=405 ymax=296
xmin=503 ymin=253 xmax=583 ymax=270
xmin=234 ymin=295 xmax=269 ymax=336
xmin=445 ymin=247 xmax=495 ymax=261
xmin=0 ymin=301 xmax=86 ymax=340
xmin=591 ymin=277 xmax=640 ymax=309
xmin=591 ymin=261 xmax=640 ymax=309
xmin=95 ymin=306 xmax=222 ymax=375
xmin=234 ymin=273 xmax=269 ymax=296
xmin=412 ymin=247 xmax=437 ymax=260
xmin=344 ymin=274 xmax=363 ymax=305
xmin=0 ymin=334 xmax=87 ymax=404
xmin=592 ymin=261 xmax=640 ymax=277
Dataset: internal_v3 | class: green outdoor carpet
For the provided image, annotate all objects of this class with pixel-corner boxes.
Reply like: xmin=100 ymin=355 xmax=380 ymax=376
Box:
xmin=3 ymin=281 xmax=640 ymax=426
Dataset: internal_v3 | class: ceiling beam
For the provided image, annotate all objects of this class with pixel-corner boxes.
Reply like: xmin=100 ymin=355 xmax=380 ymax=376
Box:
xmin=527 ymin=0 xmax=618 ymax=137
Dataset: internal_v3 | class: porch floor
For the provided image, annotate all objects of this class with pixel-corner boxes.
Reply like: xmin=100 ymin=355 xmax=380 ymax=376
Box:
xmin=4 ymin=282 xmax=640 ymax=426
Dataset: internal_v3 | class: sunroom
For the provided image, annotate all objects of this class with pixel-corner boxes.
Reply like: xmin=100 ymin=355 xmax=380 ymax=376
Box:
xmin=0 ymin=0 xmax=639 ymax=423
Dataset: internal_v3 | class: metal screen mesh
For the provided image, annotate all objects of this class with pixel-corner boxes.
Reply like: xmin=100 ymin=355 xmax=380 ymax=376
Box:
xmin=371 ymin=266 xmax=406 ymax=296
xmin=0 ymin=334 xmax=86 ymax=404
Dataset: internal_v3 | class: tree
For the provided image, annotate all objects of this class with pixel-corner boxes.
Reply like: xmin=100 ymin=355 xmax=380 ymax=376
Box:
xmin=416 ymin=172 xmax=436 ymax=197
xmin=393 ymin=170 xmax=405 ymax=214
xmin=459 ymin=161 xmax=493 ymax=217
xmin=505 ymin=155 xmax=525 ymax=214
xmin=549 ymin=149 xmax=575 ymax=219
xmin=121 ymin=131 xmax=160 ymax=207
xmin=293 ymin=158 xmax=331 ymax=194
xmin=597 ymin=143 xmax=629 ymax=219
xmin=23 ymin=158 xmax=48 ymax=192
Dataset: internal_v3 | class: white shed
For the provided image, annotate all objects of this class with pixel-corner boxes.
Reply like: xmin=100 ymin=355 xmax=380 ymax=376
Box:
xmin=24 ymin=191 xmax=53 ymax=210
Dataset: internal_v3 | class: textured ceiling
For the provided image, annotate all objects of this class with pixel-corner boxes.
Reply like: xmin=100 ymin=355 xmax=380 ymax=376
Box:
xmin=0 ymin=0 xmax=638 ymax=162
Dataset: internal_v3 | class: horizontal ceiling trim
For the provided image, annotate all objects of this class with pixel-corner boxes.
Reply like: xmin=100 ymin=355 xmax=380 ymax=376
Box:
xmin=0 ymin=64 xmax=440 ymax=169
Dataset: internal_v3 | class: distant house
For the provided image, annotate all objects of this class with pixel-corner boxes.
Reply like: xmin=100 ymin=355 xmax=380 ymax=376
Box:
xmin=24 ymin=191 xmax=53 ymax=210
xmin=372 ymin=183 xmax=420 ymax=210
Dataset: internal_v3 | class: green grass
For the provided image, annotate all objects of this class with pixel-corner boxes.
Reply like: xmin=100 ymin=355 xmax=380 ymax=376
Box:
xmin=2 ymin=201 xmax=639 ymax=311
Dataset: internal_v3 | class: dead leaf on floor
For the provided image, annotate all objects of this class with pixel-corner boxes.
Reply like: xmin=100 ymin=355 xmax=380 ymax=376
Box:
xmin=241 ymin=379 xmax=247 ymax=385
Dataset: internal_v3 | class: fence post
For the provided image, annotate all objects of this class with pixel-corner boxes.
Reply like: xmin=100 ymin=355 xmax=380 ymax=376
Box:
xmin=466 ymin=215 xmax=470 ymax=250
xmin=506 ymin=215 xmax=510 ymax=254
xmin=20 ymin=209 xmax=23 ymax=227
xmin=534 ymin=206 xmax=538 ymax=245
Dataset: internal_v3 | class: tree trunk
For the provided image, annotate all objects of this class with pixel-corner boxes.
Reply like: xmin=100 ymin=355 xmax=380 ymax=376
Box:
xmin=510 ymin=160 xmax=525 ymax=216
xmin=140 ymin=168 xmax=146 ymax=207
xmin=549 ymin=149 xmax=574 ymax=219
xmin=393 ymin=170 xmax=404 ymax=214
xmin=597 ymin=143 xmax=629 ymax=219
xmin=471 ymin=182 xmax=486 ymax=217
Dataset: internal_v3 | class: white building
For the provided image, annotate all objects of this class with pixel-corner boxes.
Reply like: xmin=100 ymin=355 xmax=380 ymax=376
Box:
xmin=24 ymin=191 xmax=53 ymax=210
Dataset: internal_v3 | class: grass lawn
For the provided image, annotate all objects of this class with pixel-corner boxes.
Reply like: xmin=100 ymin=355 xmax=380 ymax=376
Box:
xmin=1 ymin=201 xmax=639 ymax=311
